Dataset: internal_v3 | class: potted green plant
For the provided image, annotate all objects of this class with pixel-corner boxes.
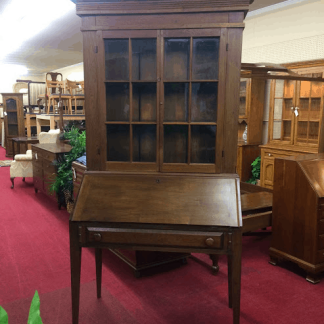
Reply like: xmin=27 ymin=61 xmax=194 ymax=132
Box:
xmin=246 ymin=156 xmax=261 ymax=185
xmin=50 ymin=126 xmax=86 ymax=212
xmin=0 ymin=291 xmax=43 ymax=324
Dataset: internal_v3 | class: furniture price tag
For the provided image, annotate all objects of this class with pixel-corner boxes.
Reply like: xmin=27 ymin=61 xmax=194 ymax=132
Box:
xmin=294 ymin=109 xmax=299 ymax=117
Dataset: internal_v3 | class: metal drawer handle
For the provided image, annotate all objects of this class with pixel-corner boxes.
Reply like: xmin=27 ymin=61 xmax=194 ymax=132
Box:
xmin=93 ymin=233 xmax=102 ymax=242
xmin=205 ymin=238 xmax=215 ymax=247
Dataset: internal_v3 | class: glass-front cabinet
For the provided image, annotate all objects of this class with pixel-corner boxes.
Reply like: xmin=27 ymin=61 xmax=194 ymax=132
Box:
xmin=102 ymin=30 xmax=225 ymax=173
xmin=1 ymin=93 xmax=25 ymax=157
xmin=268 ymin=75 xmax=324 ymax=147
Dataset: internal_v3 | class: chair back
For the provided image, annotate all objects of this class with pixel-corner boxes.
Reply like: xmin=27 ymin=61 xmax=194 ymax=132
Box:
xmin=38 ymin=129 xmax=61 ymax=144
xmin=46 ymin=80 xmax=65 ymax=96
xmin=65 ymin=79 xmax=84 ymax=96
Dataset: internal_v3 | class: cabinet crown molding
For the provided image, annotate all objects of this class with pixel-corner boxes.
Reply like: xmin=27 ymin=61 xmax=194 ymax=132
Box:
xmin=75 ymin=0 xmax=252 ymax=15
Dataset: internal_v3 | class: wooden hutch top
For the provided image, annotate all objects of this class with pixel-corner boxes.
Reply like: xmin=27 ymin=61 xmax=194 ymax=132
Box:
xmin=72 ymin=0 xmax=253 ymax=16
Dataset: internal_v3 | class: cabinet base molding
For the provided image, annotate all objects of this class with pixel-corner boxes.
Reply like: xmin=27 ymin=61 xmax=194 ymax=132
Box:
xmin=269 ymin=247 xmax=324 ymax=284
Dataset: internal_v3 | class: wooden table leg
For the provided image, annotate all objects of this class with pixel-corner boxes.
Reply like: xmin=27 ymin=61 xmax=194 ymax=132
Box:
xmin=26 ymin=115 xmax=31 ymax=137
xmin=50 ymin=116 xmax=55 ymax=130
xmin=95 ymin=248 xmax=102 ymax=298
xmin=231 ymin=231 xmax=242 ymax=324
xmin=70 ymin=221 xmax=82 ymax=324
xmin=12 ymin=140 xmax=15 ymax=158
xmin=36 ymin=118 xmax=41 ymax=135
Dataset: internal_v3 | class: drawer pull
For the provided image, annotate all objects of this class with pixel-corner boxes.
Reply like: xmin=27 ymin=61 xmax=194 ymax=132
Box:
xmin=93 ymin=233 xmax=102 ymax=242
xmin=205 ymin=238 xmax=215 ymax=247
xmin=268 ymin=153 xmax=272 ymax=157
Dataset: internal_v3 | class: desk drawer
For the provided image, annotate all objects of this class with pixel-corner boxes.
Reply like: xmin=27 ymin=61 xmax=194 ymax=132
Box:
xmin=85 ymin=227 xmax=224 ymax=250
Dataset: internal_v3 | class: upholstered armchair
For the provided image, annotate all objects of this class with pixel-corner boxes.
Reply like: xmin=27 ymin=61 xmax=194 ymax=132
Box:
xmin=39 ymin=128 xmax=60 ymax=144
xmin=10 ymin=150 xmax=33 ymax=189
xmin=10 ymin=129 xmax=61 ymax=188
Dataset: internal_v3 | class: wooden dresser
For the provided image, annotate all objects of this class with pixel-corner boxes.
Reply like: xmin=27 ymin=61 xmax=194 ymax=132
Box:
xmin=269 ymin=153 xmax=324 ymax=283
xmin=32 ymin=143 xmax=71 ymax=208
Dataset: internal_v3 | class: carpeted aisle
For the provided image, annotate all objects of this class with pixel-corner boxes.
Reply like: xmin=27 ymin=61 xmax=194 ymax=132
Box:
xmin=1 ymin=144 xmax=324 ymax=324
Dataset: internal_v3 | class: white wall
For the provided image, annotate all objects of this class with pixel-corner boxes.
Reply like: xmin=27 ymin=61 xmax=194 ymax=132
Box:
xmin=242 ymin=0 xmax=324 ymax=63
xmin=53 ymin=62 xmax=84 ymax=81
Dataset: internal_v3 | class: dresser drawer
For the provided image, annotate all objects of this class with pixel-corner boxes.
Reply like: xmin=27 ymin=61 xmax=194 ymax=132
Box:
xmin=33 ymin=165 xmax=43 ymax=178
xmin=319 ymin=219 xmax=324 ymax=234
xmin=39 ymin=150 xmax=56 ymax=162
xmin=43 ymin=162 xmax=56 ymax=174
xmin=262 ymin=149 xmax=294 ymax=159
xmin=85 ymin=227 xmax=225 ymax=250
xmin=319 ymin=234 xmax=324 ymax=250
xmin=317 ymin=249 xmax=324 ymax=264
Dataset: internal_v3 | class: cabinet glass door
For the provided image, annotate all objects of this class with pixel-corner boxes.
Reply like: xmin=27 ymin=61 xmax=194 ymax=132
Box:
xmin=239 ymin=78 xmax=248 ymax=118
xmin=6 ymin=98 xmax=19 ymax=136
xmin=162 ymin=31 xmax=221 ymax=172
xmin=104 ymin=33 xmax=158 ymax=170
xmin=270 ymin=79 xmax=295 ymax=143
xmin=295 ymin=73 xmax=323 ymax=146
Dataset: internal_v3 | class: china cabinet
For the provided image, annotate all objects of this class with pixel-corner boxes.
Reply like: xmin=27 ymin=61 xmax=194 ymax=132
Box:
xmin=1 ymin=93 xmax=25 ymax=157
xmin=260 ymin=65 xmax=324 ymax=189
xmin=237 ymin=77 xmax=265 ymax=181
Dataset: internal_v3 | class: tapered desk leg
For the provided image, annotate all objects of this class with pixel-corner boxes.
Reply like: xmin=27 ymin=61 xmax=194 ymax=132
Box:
xmin=228 ymin=254 xmax=232 ymax=308
xmin=70 ymin=221 xmax=82 ymax=324
xmin=95 ymin=248 xmax=102 ymax=298
xmin=231 ymin=231 xmax=242 ymax=324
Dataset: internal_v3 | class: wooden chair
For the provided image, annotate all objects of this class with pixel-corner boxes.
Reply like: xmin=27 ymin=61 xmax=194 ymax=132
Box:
xmin=65 ymin=80 xmax=85 ymax=114
xmin=46 ymin=80 xmax=72 ymax=114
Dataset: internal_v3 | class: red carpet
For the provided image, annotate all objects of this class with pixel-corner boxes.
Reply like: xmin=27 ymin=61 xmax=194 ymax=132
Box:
xmin=1 ymin=144 xmax=324 ymax=323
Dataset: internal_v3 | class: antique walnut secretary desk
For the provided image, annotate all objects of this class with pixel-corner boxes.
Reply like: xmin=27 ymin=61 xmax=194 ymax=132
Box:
xmin=69 ymin=1 xmax=253 ymax=323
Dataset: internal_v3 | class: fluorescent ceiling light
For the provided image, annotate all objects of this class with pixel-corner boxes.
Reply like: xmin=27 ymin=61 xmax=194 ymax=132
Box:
xmin=0 ymin=0 xmax=75 ymax=62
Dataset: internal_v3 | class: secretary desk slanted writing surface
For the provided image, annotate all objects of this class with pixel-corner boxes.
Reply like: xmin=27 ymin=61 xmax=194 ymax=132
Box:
xmin=70 ymin=0 xmax=253 ymax=323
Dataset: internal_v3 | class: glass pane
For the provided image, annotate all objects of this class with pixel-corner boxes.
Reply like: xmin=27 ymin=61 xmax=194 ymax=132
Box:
xmin=106 ymin=83 xmax=129 ymax=121
xmin=283 ymin=80 xmax=294 ymax=98
xmin=164 ymin=83 xmax=189 ymax=122
xmin=132 ymin=39 xmax=156 ymax=81
xmin=191 ymin=125 xmax=216 ymax=164
xmin=240 ymin=80 xmax=247 ymax=96
xmin=164 ymin=38 xmax=190 ymax=80
xmin=107 ymin=124 xmax=130 ymax=161
xmin=8 ymin=125 xmax=18 ymax=136
xmin=191 ymin=82 xmax=217 ymax=122
xmin=132 ymin=83 xmax=156 ymax=122
xmin=309 ymin=121 xmax=319 ymax=143
xmin=239 ymin=97 xmax=246 ymax=116
xmin=7 ymin=112 xmax=18 ymax=124
xmin=6 ymin=99 xmax=17 ymax=112
xmin=133 ymin=125 xmax=156 ymax=162
xmin=300 ymin=80 xmax=311 ymax=98
xmin=296 ymin=121 xmax=307 ymax=143
xmin=282 ymin=99 xmax=293 ymax=120
xmin=164 ymin=125 xmax=188 ymax=163
xmin=105 ymin=39 xmax=129 ymax=80
xmin=282 ymin=121 xmax=291 ymax=141
xmin=274 ymin=80 xmax=284 ymax=97
xmin=299 ymin=98 xmax=309 ymax=112
xmin=192 ymin=37 xmax=219 ymax=80
xmin=273 ymin=99 xmax=283 ymax=120
xmin=272 ymin=121 xmax=282 ymax=140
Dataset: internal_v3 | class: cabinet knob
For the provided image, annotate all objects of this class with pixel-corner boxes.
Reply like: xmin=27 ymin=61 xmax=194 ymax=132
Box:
xmin=205 ymin=238 xmax=214 ymax=247
xmin=268 ymin=153 xmax=272 ymax=157
xmin=93 ymin=233 xmax=102 ymax=242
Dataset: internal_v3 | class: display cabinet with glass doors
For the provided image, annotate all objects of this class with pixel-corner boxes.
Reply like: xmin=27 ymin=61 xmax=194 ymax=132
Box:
xmin=260 ymin=71 xmax=324 ymax=189
xmin=72 ymin=0 xmax=251 ymax=293
xmin=1 ymin=93 xmax=25 ymax=157
xmin=237 ymin=77 xmax=265 ymax=181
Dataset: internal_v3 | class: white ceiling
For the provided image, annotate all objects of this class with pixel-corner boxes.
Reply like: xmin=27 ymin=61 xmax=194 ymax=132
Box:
xmin=0 ymin=0 xmax=288 ymax=77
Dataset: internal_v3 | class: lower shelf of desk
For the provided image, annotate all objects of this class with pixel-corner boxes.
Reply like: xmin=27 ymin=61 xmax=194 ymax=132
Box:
xmin=109 ymin=249 xmax=189 ymax=277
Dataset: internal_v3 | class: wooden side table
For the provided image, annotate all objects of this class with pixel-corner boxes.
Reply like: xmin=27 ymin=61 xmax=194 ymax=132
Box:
xmin=70 ymin=172 xmax=243 ymax=324
xmin=12 ymin=136 xmax=39 ymax=157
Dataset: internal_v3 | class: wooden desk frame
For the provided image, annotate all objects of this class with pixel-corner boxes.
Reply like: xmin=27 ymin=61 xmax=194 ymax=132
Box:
xmin=69 ymin=172 xmax=243 ymax=324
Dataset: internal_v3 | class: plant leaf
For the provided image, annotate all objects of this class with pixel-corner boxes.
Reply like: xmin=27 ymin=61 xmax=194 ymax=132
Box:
xmin=28 ymin=291 xmax=43 ymax=324
xmin=0 ymin=307 xmax=8 ymax=324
